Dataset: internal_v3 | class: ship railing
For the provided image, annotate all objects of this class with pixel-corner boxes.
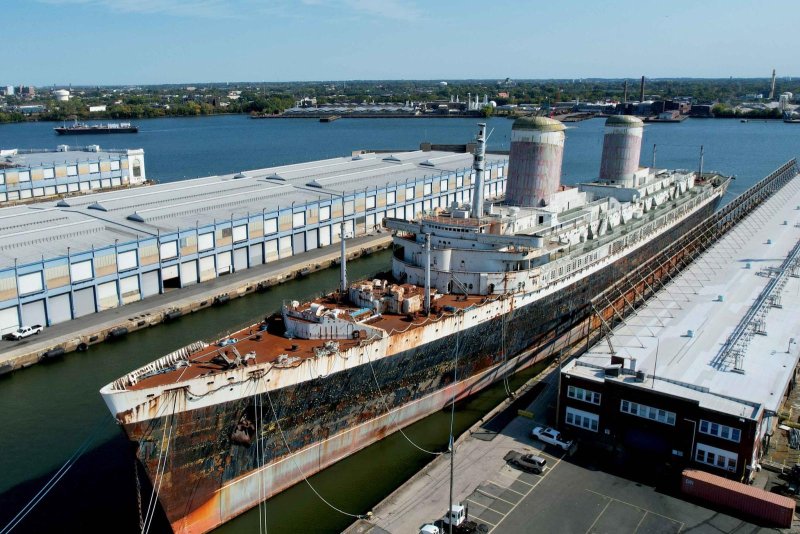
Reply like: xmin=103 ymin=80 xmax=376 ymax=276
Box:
xmin=110 ymin=341 xmax=208 ymax=390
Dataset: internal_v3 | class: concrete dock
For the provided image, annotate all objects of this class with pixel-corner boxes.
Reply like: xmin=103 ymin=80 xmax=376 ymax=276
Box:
xmin=0 ymin=233 xmax=391 ymax=374
xmin=347 ymin=174 xmax=800 ymax=533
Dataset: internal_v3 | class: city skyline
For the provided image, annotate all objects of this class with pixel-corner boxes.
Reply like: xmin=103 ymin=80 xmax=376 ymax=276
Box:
xmin=5 ymin=0 xmax=798 ymax=86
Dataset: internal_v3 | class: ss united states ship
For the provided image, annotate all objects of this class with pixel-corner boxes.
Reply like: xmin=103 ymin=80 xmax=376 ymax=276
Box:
xmin=101 ymin=116 xmax=730 ymax=533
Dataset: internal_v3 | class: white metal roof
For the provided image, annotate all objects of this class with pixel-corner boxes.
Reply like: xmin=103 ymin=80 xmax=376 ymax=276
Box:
xmin=0 ymin=150 xmax=505 ymax=268
xmin=563 ymin=175 xmax=800 ymax=421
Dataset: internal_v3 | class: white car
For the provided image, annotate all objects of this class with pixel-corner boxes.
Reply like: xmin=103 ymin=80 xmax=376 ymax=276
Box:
xmin=6 ymin=324 xmax=43 ymax=340
xmin=531 ymin=426 xmax=573 ymax=451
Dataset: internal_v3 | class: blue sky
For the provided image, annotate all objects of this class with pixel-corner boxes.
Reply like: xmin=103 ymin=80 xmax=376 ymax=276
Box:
xmin=4 ymin=0 xmax=795 ymax=86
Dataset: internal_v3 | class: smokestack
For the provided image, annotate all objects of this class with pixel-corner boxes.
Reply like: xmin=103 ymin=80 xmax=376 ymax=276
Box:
xmin=770 ymin=68 xmax=777 ymax=100
xmin=623 ymin=80 xmax=628 ymax=103
xmin=470 ymin=123 xmax=487 ymax=219
xmin=505 ymin=117 xmax=565 ymax=207
xmin=599 ymin=115 xmax=644 ymax=187
xmin=639 ymin=76 xmax=645 ymax=102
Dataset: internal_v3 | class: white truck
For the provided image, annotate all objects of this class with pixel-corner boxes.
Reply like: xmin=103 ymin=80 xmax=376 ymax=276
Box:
xmin=5 ymin=324 xmax=43 ymax=340
xmin=419 ymin=504 xmax=487 ymax=534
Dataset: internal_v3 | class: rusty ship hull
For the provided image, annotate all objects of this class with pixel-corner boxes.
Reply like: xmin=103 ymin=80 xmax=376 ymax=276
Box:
xmin=109 ymin=191 xmax=724 ymax=534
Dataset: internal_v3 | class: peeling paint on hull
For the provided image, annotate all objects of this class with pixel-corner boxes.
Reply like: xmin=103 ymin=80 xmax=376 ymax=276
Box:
xmin=121 ymin=200 xmax=720 ymax=534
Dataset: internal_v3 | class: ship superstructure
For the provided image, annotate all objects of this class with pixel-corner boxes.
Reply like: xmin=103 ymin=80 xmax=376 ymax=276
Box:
xmin=101 ymin=116 xmax=729 ymax=534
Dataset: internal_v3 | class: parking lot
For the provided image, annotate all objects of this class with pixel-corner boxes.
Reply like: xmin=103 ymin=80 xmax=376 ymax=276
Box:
xmin=463 ymin=441 xmax=782 ymax=534
xmin=355 ymin=364 xmax=792 ymax=534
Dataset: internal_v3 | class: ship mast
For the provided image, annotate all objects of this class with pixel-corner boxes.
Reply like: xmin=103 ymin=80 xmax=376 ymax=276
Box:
xmin=470 ymin=123 xmax=487 ymax=219
xmin=340 ymin=221 xmax=347 ymax=293
xmin=424 ymin=233 xmax=431 ymax=314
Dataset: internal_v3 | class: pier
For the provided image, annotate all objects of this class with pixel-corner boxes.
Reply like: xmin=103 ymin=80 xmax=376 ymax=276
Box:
xmin=0 ymin=233 xmax=391 ymax=375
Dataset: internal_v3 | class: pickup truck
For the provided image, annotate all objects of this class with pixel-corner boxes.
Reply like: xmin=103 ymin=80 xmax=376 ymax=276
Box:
xmin=5 ymin=325 xmax=43 ymax=340
xmin=531 ymin=426 xmax=573 ymax=451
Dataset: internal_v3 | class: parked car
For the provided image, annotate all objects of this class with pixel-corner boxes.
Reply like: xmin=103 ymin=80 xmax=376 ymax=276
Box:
xmin=218 ymin=338 xmax=238 ymax=347
xmin=531 ymin=426 xmax=573 ymax=451
xmin=6 ymin=325 xmax=43 ymax=340
xmin=504 ymin=450 xmax=547 ymax=474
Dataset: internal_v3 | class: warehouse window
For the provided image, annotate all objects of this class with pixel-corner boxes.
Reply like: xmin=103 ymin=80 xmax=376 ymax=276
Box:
xmin=405 ymin=187 xmax=414 ymax=201
xmin=319 ymin=206 xmax=331 ymax=221
xmin=695 ymin=443 xmax=737 ymax=472
xmin=386 ymin=191 xmax=396 ymax=205
xmin=565 ymin=407 xmax=598 ymax=432
xmin=620 ymin=399 xmax=675 ymax=426
xmin=440 ymin=179 xmax=448 ymax=192
xmin=567 ymin=385 xmax=601 ymax=405
xmin=699 ymin=420 xmax=741 ymax=443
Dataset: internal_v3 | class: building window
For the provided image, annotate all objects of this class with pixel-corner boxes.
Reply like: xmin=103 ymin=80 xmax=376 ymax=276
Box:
xmin=366 ymin=195 xmax=376 ymax=210
xmin=699 ymin=420 xmax=741 ymax=443
xmin=620 ymin=399 xmax=675 ymax=426
xmin=565 ymin=407 xmax=599 ymax=432
xmin=456 ymin=175 xmax=463 ymax=188
xmin=423 ymin=183 xmax=432 ymax=195
xmin=386 ymin=191 xmax=396 ymax=205
xmin=695 ymin=443 xmax=737 ymax=472
xmin=319 ymin=206 xmax=331 ymax=221
xmin=440 ymin=179 xmax=448 ymax=192
xmin=567 ymin=385 xmax=601 ymax=405
xmin=405 ymin=187 xmax=415 ymax=201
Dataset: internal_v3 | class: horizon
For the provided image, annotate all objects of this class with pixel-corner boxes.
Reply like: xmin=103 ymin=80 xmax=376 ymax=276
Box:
xmin=11 ymin=76 xmax=799 ymax=90
xmin=4 ymin=0 xmax=797 ymax=86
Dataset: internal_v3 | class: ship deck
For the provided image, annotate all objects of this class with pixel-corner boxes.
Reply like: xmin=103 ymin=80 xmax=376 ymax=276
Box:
xmin=126 ymin=290 xmax=488 ymax=391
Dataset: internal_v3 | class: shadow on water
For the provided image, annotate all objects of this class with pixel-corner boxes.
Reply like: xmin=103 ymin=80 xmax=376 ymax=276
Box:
xmin=0 ymin=434 xmax=171 ymax=534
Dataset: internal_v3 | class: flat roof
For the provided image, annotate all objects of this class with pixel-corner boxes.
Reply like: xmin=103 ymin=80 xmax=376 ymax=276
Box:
xmin=0 ymin=150 xmax=506 ymax=268
xmin=563 ymin=175 xmax=800 ymax=420
xmin=1 ymin=147 xmax=138 ymax=169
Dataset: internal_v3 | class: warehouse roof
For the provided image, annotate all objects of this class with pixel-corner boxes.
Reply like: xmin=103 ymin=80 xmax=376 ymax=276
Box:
xmin=0 ymin=150 xmax=506 ymax=268
xmin=563 ymin=176 xmax=800 ymax=421
xmin=0 ymin=146 xmax=139 ymax=169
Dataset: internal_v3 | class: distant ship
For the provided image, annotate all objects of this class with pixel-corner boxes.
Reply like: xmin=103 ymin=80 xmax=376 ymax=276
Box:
xmin=101 ymin=116 xmax=730 ymax=534
xmin=54 ymin=121 xmax=138 ymax=135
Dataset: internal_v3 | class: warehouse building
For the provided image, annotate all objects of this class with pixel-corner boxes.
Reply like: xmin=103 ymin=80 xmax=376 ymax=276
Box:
xmin=0 ymin=149 xmax=508 ymax=334
xmin=0 ymin=145 xmax=146 ymax=205
xmin=559 ymin=179 xmax=800 ymax=482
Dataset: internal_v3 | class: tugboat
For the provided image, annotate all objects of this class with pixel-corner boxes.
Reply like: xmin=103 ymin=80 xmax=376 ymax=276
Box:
xmin=54 ymin=119 xmax=138 ymax=135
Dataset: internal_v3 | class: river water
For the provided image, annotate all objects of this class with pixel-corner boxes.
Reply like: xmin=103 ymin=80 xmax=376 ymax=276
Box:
xmin=0 ymin=116 xmax=798 ymax=533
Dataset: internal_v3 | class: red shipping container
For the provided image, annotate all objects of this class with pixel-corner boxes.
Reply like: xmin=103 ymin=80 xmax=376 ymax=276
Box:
xmin=681 ymin=469 xmax=795 ymax=528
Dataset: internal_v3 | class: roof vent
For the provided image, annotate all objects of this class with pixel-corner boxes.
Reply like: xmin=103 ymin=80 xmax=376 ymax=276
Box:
xmin=382 ymin=155 xmax=402 ymax=163
xmin=233 ymin=172 xmax=247 ymax=179
xmin=88 ymin=202 xmax=107 ymax=212
xmin=307 ymin=180 xmax=322 ymax=188
xmin=128 ymin=212 xmax=145 ymax=223
xmin=265 ymin=173 xmax=285 ymax=181
xmin=420 ymin=159 xmax=435 ymax=167
xmin=56 ymin=199 xmax=71 ymax=207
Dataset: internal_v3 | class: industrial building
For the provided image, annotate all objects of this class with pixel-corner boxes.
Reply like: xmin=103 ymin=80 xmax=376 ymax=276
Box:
xmin=0 ymin=145 xmax=147 ymax=205
xmin=559 ymin=173 xmax=800 ymax=482
xmin=0 ymin=149 xmax=508 ymax=334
